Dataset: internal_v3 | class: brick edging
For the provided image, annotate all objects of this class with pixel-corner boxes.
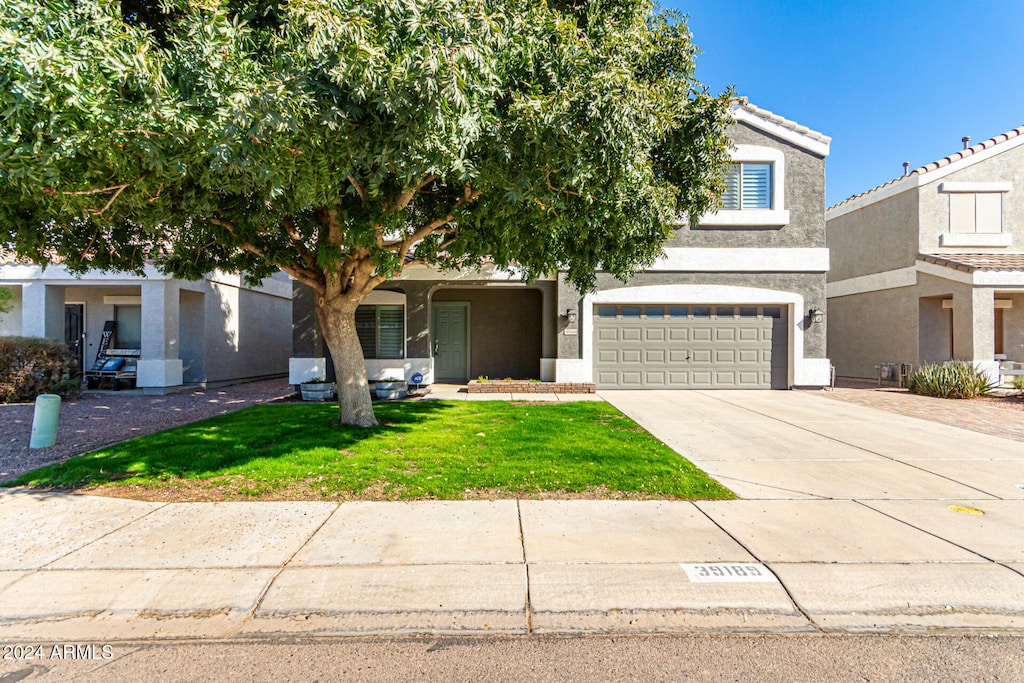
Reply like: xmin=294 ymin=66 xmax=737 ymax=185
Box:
xmin=467 ymin=380 xmax=596 ymax=394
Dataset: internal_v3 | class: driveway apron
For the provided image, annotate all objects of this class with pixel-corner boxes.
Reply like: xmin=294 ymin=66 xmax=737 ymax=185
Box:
xmin=600 ymin=389 xmax=1024 ymax=632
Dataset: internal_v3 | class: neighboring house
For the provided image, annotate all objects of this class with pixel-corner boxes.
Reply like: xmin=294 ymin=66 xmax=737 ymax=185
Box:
xmin=292 ymin=99 xmax=833 ymax=390
xmin=0 ymin=251 xmax=292 ymax=392
xmin=826 ymin=127 xmax=1024 ymax=382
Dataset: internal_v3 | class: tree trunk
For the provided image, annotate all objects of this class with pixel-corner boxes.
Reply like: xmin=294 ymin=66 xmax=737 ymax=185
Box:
xmin=315 ymin=296 xmax=378 ymax=427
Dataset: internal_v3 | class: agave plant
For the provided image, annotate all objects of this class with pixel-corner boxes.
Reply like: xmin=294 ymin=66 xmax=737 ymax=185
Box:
xmin=906 ymin=361 xmax=994 ymax=399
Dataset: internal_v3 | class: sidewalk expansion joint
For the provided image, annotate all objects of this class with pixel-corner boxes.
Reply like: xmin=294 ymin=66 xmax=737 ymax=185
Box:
xmin=38 ymin=501 xmax=171 ymax=570
xmin=853 ymin=499 xmax=1000 ymax=563
xmin=691 ymin=503 xmax=824 ymax=633
xmin=244 ymin=501 xmax=342 ymax=629
xmin=516 ymin=500 xmax=533 ymax=635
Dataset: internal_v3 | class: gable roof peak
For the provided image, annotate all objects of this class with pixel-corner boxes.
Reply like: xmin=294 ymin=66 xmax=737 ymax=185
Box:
xmin=828 ymin=124 xmax=1024 ymax=214
xmin=728 ymin=97 xmax=831 ymax=157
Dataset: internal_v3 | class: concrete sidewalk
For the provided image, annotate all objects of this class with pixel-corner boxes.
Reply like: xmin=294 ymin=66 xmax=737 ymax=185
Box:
xmin=1 ymin=390 xmax=1023 ymax=640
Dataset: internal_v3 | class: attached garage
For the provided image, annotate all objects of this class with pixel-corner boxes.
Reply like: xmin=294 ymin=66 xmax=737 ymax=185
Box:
xmin=593 ymin=304 xmax=788 ymax=389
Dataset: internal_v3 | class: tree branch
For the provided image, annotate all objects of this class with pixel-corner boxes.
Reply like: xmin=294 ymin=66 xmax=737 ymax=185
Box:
xmin=388 ymin=174 xmax=438 ymax=213
xmin=282 ymin=216 xmax=318 ymax=273
xmin=347 ymin=176 xmax=366 ymax=204
xmin=211 ymin=215 xmax=324 ymax=293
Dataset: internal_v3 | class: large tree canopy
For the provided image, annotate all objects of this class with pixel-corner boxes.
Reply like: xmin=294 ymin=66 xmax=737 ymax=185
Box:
xmin=0 ymin=0 xmax=732 ymax=425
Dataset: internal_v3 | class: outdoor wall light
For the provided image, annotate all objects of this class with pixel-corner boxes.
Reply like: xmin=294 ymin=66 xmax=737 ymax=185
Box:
xmin=566 ymin=308 xmax=578 ymax=325
xmin=808 ymin=308 xmax=824 ymax=324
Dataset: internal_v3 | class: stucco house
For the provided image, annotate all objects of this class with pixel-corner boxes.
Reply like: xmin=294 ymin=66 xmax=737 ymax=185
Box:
xmin=292 ymin=99 xmax=833 ymax=391
xmin=0 ymin=251 xmax=292 ymax=392
xmin=826 ymin=126 xmax=1024 ymax=382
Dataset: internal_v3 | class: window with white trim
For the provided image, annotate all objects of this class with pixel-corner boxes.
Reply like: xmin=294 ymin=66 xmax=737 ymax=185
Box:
xmin=949 ymin=193 xmax=1002 ymax=234
xmin=355 ymin=305 xmax=405 ymax=359
xmin=698 ymin=145 xmax=789 ymax=227
xmin=722 ymin=163 xmax=773 ymax=209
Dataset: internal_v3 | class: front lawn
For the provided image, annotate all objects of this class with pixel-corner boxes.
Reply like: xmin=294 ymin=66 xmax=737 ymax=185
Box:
xmin=7 ymin=401 xmax=734 ymax=501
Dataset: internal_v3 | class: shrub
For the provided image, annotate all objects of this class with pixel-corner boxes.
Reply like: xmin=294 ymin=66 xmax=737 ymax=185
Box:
xmin=905 ymin=361 xmax=994 ymax=399
xmin=1013 ymin=375 xmax=1024 ymax=392
xmin=0 ymin=336 xmax=80 ymax=403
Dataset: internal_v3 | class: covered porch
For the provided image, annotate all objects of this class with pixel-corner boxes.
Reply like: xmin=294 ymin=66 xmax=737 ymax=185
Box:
xmin=917 ymin=254 xmax=1024 ymax=384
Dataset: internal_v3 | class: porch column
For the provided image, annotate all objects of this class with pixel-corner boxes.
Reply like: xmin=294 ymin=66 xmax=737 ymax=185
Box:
xmin=20 ymin=282 xmax=64 ymax=339
xmin=952 ymin=286 xmax=998 ymax=382
xmin=137 ymin=280 xmax=183 ymax=389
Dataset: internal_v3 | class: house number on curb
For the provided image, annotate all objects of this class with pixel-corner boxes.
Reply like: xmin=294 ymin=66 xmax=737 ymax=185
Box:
xmin=680 ymin=563 xmax=779 ymax=583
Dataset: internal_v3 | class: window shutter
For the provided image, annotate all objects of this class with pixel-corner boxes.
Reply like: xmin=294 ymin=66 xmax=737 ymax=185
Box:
xmin=741 ymin=163 xmax=772 ymax=209
xmin=376 ymin=306 xmax=405 ymax=359
xmin=355 ymin=306 xmax=377 ymax=358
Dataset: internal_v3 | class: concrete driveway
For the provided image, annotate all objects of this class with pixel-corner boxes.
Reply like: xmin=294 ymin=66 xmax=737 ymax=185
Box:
xmin=601 ymin=389 xmax=1024 ymax=632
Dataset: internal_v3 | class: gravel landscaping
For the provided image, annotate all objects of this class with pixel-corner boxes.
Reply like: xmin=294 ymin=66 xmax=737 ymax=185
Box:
xmin=1 ymin=378 xmax=295 ymax=481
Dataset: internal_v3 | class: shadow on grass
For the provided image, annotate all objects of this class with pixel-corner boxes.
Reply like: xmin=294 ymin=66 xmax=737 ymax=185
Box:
xmin=5 ymin=400 xmax=456 ymax=490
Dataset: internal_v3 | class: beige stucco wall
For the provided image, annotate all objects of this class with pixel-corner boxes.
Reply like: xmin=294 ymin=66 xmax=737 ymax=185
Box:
xmin=826 ymin=189 xmax=920 ymax=282
xmin=827 ymin=286 xmax=918 ymax=379
xmin=918 ymin=142 xmax=1024 ymax=254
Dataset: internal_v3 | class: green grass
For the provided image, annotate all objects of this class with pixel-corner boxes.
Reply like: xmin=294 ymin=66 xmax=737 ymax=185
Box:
xmin=6 ymin=401 xmax=734 ymax=501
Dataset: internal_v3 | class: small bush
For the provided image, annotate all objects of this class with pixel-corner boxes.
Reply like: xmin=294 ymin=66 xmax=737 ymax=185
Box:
xmin=0 ymin=336 xmax=80 ymax=403
xmin=906 ymin=361 xmax=993 ymax=399
xmin=1012 ymin=375 xmax=1024 ymax=392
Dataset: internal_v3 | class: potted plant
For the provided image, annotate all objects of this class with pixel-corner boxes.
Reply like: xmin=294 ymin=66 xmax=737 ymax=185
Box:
xmin=374 ymin=376 xmax=408 ymax=400
xmin=299 ymin=377 xmax=336 ymax=401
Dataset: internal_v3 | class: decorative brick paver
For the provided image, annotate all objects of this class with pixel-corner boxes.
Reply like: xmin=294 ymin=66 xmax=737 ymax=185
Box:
xmin=819 ymin=380 xmax=1024 ymax=443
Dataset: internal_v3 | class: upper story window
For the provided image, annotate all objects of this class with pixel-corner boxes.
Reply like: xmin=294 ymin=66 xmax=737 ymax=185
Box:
xmin=722 ymin=163 xmax=773 ymax=210
xmin=949 ymin=192 xmax=1002 ymax=233
xmin=697 ymin=145 xmax=790 ymax=227
xmin=938 ymin=181 xmax=1012 ymax=247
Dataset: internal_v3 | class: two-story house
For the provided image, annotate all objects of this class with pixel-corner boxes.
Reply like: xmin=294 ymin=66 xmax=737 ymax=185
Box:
xmin=826 ymin=127 xmax=1024 ymax=382
xmin=291 ymin=99 xmax=833 ymax=390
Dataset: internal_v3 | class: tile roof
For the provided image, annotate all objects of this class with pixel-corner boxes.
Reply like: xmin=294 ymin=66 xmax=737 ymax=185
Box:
xmin=919 ymin=253 xmax=1024 ymax=273
xmin=829 ymin=126 xmax=1024 ymax=211
xmin=0 ymin=247 xmax=27 ymax=266
xmin=731 ymin=98 xmax=832 ymax=146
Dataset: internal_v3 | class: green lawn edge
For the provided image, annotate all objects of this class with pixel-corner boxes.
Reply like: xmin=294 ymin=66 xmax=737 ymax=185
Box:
xmin=6 ymin=401 xmax=735 ymax=501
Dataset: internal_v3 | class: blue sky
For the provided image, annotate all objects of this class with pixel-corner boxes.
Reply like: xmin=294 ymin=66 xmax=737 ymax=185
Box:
xmin=670 ymin=1 xmax=1024 ymax=207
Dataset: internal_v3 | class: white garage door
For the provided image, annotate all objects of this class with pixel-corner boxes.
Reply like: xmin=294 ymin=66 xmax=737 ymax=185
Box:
xmin=593 ymin=304 xmax=787 ymax=389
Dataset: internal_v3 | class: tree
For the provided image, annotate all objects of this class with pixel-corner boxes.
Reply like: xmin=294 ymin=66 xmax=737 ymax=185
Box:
xmin=0 ymin=0 xmax=732 ymax=426
xmin=0 ymin=286 xmax=11 ymax=315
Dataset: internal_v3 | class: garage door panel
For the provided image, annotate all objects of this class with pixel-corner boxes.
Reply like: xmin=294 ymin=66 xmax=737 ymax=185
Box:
xmin=620 ymin=371 xmax=642 ymax=386
xmin=620 ymin=350 xmax=642 ymax=364
xmin=669 ymin=350 xmax=690 ymax=363
xmin=621 ymin=328 xmax=642 ymax=342
xmin=715 ymin=328 xmax=736 ymax=342
xmin=645 ymin=349 xmax=666 ymax=363
xmin=594 ymin=306 xmax=780 ymax=390
xmin=644 ymin=371 xmax=667 ymax=386
xmin=692 ymin=328 xmax=713 ymax=342
xmin=645 ymin=328 xmax=666 ymax=342
xmin=691 ymin=349 xmax=713 ymax=363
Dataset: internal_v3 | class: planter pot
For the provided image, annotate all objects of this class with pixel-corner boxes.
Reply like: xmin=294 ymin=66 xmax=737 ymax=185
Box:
xmin=300 ymin=382 xmax=336 ymax=401
xmin=375 ymin=380 xmax=408 ymax=400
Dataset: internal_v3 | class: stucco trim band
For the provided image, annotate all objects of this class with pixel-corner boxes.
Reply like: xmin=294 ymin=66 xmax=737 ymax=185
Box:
xmin=649 ymin=248 xmax=829 ymax=273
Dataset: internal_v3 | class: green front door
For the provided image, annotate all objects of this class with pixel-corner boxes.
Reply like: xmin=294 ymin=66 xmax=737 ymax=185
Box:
xmin=433 ymin=302 xmax=470 ymax=381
